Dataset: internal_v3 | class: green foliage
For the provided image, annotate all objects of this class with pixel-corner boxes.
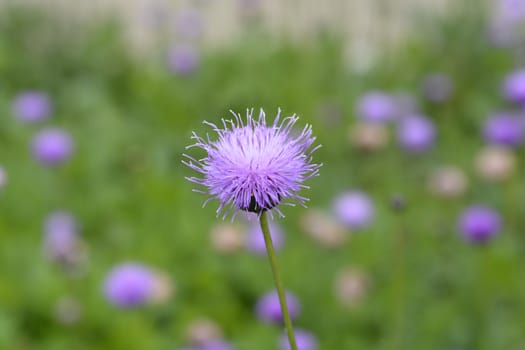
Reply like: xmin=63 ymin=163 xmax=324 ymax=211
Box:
xmin=1 ymin=4 xmax=525 ymax=350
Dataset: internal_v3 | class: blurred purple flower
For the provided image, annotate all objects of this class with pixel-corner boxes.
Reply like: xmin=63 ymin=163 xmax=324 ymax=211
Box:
xmin=43 ymin=211 xmax=78 ymax=260
xmin=503 ymin=69 xmax=525 ymax=104
xmin=483 ymin=113 xmax=525 ymax=147
xmin=167 ymin=45 xmax=200 ymax=76
xmin=394 ymin=92 xmax=419 ymax=116
xmin=104 ymin=263 xmax=154 ymax=308
xmin=32 ymin=128 xmax=74 ymax=166
xmin=489 ymin=0 xmax=525 ymax=46
xmin=255 ymin=290 xmax=301 ymax=324
xmin=200 ymin=341 xmax=235 ymax=350
xmin=0 ymin=165 xmax=6 ymax=190
xmin=238 ymin=0 xmax=263 ymax=17
xmin=12 ymin=91 xmax=52 ymax=123
xmin=356 ymin=91 xmax=397 ymax=123
xmin=245 ymin=221 xmax=284 ymax=255
xmin=458 ymin=206 xmax=502 ymax=243
xmin=397 ymin=115 xmax=436 ymax=153
xmin=174 ymin=9 xmax=204 ymax=39
xmin=421 ymin=73 xmax=454 ymax=103
xmin=497 ymin=0 xmax=525 ymax=23
xmin=279 ymin=329 xmax=318 ymax=350
xmin=333 ymin=191 xmax=375 ymax=229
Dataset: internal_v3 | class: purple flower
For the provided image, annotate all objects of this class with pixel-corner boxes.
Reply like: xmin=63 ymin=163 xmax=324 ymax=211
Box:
xmin=497 ymin=0 xmax=525 ymax=24
xmin=43 ymin=211 xmax=78 ymax=260
xmin=200 ymin=341 xmax=235 ymax=350
xmin=279 ymin=329 xmax=318 ymax=350
xmin=488 ymin=0 xmax=525 ymax=46
xmin=255 ymin=290 xmax=301 ymax=324
xmin=0 ymin=166 xmax=6 ymax=190
xmin=167 ymin=45 xmax=200 ymax=76
xmin=458 ymin=206 xmax=502 ymax=243
xmin=503 ymin=69 xmax=525 ymax=104
xmin=174 ymin=9 xmax=204 ymax=39
xmin=356 ymin=91 xmax=397 ymax=123
xmin=104 ymin=263 xmax=154 ymax=308
xmin=183 ymin=109 xmax=321 ymax=219
xmin=245 ymin=221 xmax=284 ymax=255
xmin=483 ymin=113 xmax=524 ymax=147
xmin=32 ymin=128 xmax=74 ymax=166
xmin=12 ymin=91 xmax=53 ymax=123
xmin=333 ymin=191 xmax=374 ymax=229
xmin=421 ymin=73 xmax=454 ymax=103
xmin=397 ymin=115 xmax=436 ymax=153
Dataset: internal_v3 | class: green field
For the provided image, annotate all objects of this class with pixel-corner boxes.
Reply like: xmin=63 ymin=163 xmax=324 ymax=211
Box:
xmin=1 ymin=3 xmax=525 ymax=350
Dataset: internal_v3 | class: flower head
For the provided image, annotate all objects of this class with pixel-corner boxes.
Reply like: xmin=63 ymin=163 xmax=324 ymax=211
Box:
xmin=503 ymin=69 xmax=525 ymax=103
xmin=103 ymin=263 xmax=155 ymax=308
xmin=458 ymin=206 xmax=502 ymax=243
xmin=332 ymin=191 xmax=375 ymax=229
xmin=356 ymin=91 xmax=397 ymax=123
xmin=184 ymin=109 xmax=321 ymax=219
xmin=167 ymin=44 xmax=200 ymax=76
xmin=12 ymin=91 xmax=52 ymax=123
xmin=483 ymin=113 xmax=525 ymax=146
xmin=32 ymin=128 xmax=74 ymax=166
xmin=396 ymin=114 xmax=436 ymax=153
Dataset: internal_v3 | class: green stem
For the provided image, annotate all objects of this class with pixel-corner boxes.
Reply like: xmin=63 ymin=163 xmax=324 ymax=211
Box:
xmin=259 ymin=210 xmax=298 ymax=350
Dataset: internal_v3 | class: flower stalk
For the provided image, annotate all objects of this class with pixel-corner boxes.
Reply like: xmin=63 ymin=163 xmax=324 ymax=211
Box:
xmin=259 ymin=210 xmax=298 ymax=350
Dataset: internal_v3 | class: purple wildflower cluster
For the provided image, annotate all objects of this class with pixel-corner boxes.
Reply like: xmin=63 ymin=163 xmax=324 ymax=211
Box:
xmin=10 ymin=90 xmax=74 ymax=167
xmin=184 ymin=109 xmax=321 ymax=219
xmin=346 ymin=62 xmax=525 ymax=244
xmin=354 ymin=86 xmax=439 ymax=154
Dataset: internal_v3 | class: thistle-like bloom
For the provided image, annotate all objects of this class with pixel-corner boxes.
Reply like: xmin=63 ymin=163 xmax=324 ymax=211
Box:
xmin=183 ymin=109 xmax=321 ymax=219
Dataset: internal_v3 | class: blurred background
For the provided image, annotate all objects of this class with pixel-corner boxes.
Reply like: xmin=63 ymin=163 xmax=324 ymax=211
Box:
xmin=1 ymin=0 xmax=525 ymax=349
